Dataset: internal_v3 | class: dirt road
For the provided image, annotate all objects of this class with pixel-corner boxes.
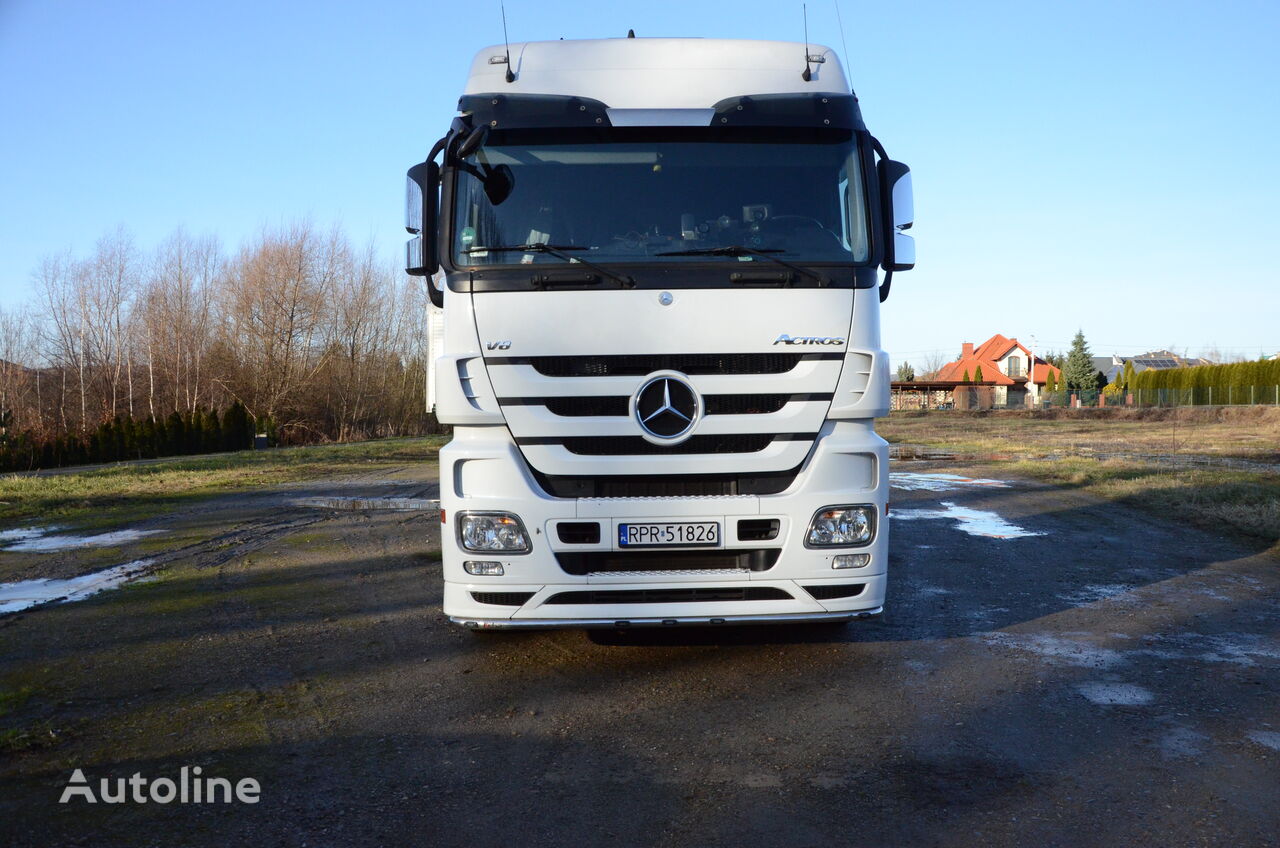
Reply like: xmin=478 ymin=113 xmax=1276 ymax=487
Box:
xmin=2 ymin=460 xmax=1277 ymax=847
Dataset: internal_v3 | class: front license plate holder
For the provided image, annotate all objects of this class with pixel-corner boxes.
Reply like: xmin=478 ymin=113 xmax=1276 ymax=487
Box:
xmin=617 ymin=521 xmax=721 ymax=548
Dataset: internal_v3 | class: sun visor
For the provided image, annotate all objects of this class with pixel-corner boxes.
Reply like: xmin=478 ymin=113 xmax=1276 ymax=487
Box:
xmin=458 ymin=94 xmax=612 ymax=129
xmin=711 ymin=92 xmax=865 ymax=131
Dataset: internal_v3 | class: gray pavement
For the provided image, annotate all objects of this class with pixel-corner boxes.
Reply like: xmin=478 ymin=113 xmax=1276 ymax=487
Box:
xmin=1 ymin=461 xmax=1277 ymax=847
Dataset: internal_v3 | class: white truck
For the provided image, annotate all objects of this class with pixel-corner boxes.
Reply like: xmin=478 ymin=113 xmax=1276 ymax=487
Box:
xmin=406 ymin=37 xmax=914 ymax=628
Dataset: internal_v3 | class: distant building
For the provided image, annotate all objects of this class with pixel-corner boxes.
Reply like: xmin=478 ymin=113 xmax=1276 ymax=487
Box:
xmin=1091 ymin=350 xmax=1214 ymax=384
xmin=933 ymin=334 xmax=1062 ymax=408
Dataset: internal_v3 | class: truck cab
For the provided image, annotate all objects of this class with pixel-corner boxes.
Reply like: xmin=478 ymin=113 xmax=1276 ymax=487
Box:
xmin=406 ymin=38 xmax=914 ymax=628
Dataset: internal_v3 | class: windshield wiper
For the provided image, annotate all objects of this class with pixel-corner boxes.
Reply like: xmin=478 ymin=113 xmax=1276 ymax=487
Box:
xmin=465 ymin=243 xmax=634 ymax=288
xmin=656 ymin=245 xmax=828 ymax=286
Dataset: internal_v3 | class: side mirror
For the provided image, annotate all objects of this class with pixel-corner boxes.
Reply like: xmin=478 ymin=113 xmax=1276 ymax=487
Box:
xmin=455 ymin=125 xmax=488 ymax=160
xmin=405 ymin=161 xmax=440 ymax=280
xmin=877 ymin=159 xmax=915 ymax=271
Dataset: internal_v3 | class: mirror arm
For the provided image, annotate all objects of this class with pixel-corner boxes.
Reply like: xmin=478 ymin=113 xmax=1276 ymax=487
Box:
xmin=879 ymin=268 xmax=893 ymax=303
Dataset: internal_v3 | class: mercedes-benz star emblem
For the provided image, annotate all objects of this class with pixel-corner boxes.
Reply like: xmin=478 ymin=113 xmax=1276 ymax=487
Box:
xmin=634 ymin=375 xmax=700 ymax=441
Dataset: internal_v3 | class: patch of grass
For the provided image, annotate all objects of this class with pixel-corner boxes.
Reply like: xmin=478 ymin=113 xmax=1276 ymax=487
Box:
xmin=0 ymin=723 xmax=67 ymax=754
xmin=881 ymin=407 xmax=1280 ymax=462
xmin=0 ymin=436 xmax=446 ymax=526
xmin=0 ymin=685 xmax=34 ymax=717
xmin=883 ymin=411 xmax=1280 ymax=553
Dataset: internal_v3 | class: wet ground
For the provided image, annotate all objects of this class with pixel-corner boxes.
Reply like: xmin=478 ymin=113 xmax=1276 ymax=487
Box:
xmin=1 ymin=460 xmax=1277 ymax=846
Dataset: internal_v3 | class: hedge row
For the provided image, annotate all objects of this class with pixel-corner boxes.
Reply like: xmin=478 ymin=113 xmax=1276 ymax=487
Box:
xmin=0 ymin=402 xmax=269 ymax=472
xmin=1130 ymin=358 xmax=1280 ymax=392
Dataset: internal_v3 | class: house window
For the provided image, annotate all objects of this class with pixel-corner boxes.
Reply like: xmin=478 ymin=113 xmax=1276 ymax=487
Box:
xmin=1006 ymin=357 xmax=1024 ymax=378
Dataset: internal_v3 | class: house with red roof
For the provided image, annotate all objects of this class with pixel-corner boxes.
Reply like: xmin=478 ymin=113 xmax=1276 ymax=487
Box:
xmin=935 ymin=334 xmax=1062 ymax=408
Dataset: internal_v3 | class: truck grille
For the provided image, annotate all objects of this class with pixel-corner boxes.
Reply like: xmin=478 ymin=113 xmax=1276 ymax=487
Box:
xmin=546 ymin=587 xmax=792 ymax=604
xmin=531 ymin=467 xmax=800 ymax=498
xmin=513 ymin=352 xmax=837 ymax=377
xmin=556 ymin=549 xmax=781 ymax=575
xmin=518 ymin=393 xmax=829 ymax=418
xmin=485 ymin=350 xmax=850 ymax=478
xmin=552 ymin=434 xmax=786 ymax=456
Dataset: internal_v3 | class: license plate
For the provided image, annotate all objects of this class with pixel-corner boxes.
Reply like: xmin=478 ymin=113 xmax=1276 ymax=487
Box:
xmin=618 ymin=522 xmax=721 ymax=548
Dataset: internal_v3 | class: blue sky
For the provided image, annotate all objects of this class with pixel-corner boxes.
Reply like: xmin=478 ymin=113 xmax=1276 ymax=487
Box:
xmin=2 ymin=0 xmax=1277 ymax=367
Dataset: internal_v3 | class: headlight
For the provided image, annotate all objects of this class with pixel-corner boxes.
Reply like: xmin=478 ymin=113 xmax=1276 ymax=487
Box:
xmin=805 ymin=505 xmax=875 ymax=548
xmin=458 ymin=512 xmax=531 ymax=553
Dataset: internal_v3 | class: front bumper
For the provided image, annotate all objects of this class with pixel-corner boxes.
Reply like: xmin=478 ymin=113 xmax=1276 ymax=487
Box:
xmin=439 ymin=419 xmax=889 ymax=628
xmin=453 ymin=607 xmax=884 ymax=630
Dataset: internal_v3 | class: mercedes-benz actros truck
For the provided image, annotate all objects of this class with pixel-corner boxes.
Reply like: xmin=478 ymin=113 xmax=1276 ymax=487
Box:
xmin=406 ymin=37 xmax=914 ymax=628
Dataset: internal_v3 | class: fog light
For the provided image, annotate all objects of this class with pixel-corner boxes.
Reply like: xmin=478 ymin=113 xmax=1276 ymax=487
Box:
xmin=464 ymin=560 xmax=504 ymax=576
xmin=833 ymin=553 xmax=871 ymax=569
xmin=805 ymin=505 xmax=875 ymax=547
xmin=457 ymin=511 xmax=531 ymax=553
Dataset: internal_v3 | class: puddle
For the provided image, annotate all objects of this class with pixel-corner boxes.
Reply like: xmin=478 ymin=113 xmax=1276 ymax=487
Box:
xmin=1 ymin=528 xmax=159 ymax=552
xmin=891 ymin=502 xmax=1044 ymax=539
xmin=0 ymin=559 xmax=155 ymax=614
xmin=1076 ymin=681 xmax=1154 ymax=706
xmin=293 ymin=497 xmax=440 ymax=511
xmin=890 ymin=472 xmax=1011 ymax=492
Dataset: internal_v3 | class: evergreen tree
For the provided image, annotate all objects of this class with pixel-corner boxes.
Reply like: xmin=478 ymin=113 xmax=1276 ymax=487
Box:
xmin=895 ymin=362 xmax=916 ymax=382
xmin=1121 ymin=359 xmax=1136 ymax=392
xmin=222 ymin=402 xmax=252 ymax=451
xmin=1064 ymin=330 xmax=1095 ymax=392
xmin=166 ymin=411 xmax=185 ymax=456
xmin=1045 ymin=368 xmax=1058 ymax=393
xmin=974 ymin=365 xmax=985 ymax=383
xmin=962 ymin=369 xmax=971 ymax=383
xmin=204 ymin=409 xmax=222 ymax=452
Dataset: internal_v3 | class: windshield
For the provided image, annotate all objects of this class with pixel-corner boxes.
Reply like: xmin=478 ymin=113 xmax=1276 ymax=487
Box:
xmin=451 ymin=128 xmax=869 ymax=267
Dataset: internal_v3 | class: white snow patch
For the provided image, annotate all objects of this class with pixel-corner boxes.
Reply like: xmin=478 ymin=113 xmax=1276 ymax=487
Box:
xmin=1 ymin=528 xmax=159 ymax=552
xmin=0 ymin=559 xmax=155 ymax=614
xmin=1076 ymin=682 xmax=1154 ymax=706
xmin=1246 ymin=730 xmax=1280 ymax=752
xmin=892 ymin=502 xmax=1044 ymax=539
xmin=1158 ymin=725 xmax=1208 ymax=759
xmin=890 ymin=472 xmax=1011 ymax=492
xmin=1062 ymin=584 xmax=1139 ymax=605
xmin=293 ymin=496 xmax=440 ymax=511
xmin=984 ymin=632 xmax=1122 ymax=668
xmin=0 ymin=526 xmax=63 ymax=544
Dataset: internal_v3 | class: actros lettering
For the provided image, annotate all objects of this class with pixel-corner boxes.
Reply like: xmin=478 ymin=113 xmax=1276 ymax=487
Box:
xmin=773 ymin=334 xmax=846 ymax=346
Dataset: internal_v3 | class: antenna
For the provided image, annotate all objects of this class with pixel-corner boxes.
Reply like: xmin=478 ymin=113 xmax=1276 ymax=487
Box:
xmin=801 ymin=4 xmax=812 ymax=81
xmin=833 ymin=0 xmax=850 ymax=81
xmin=501 ymin=2 xmax=515 ymax=83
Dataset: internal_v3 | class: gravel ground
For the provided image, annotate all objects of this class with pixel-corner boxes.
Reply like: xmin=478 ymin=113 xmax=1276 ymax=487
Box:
xmin=1 ymin=460 xmax=1277 ymax=847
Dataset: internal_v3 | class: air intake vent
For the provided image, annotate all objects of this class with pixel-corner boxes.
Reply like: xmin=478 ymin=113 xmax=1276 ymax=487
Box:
xmin=546 ymin=587 xmax=792 ymax=604
xmin=737 ymin=519 xmax=780 ymax=541
xmin=532 ymin=468 xmax=801 ymax=498
xmin=470 ymin=592 xmax=535 ymax=606
xmin=556 ymin=522 xmax=601 ymax=544
xmin=704 ymin=394 xmax=790 ymax=415
xmin=803 ymin=584 xmax=866 ymax=600
xmin=543 ymin=397 xmax=629 ymax=417
xmin=556 ymin=549 xmax=780 ymax=575
xmin=554 ymin=434 xmax=780 ymax=455
xmin=521 ymin=353 xmax=831 ymax=377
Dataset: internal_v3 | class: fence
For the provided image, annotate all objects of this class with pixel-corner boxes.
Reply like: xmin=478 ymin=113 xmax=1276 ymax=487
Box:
xmin=1039 ymin=386 xmax=1280 ymax=409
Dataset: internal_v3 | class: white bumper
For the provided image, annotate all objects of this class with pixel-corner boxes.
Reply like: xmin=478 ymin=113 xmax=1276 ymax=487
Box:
xmin=439 ymin=419 xmax=888 ymax=627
